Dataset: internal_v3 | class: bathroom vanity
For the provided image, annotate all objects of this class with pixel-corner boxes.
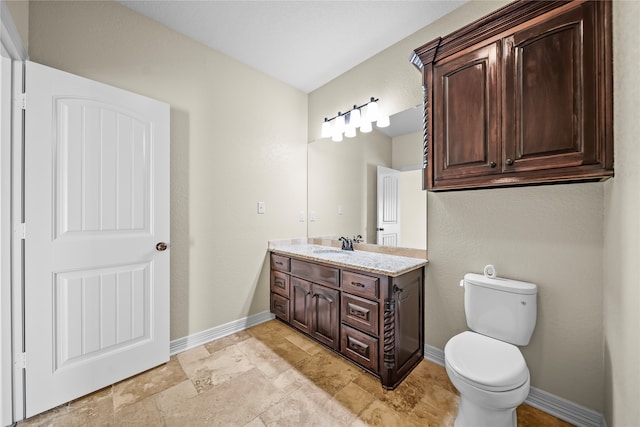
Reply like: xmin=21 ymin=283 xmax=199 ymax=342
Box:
xmin=270 ymin=244 xmax=427 ymax=389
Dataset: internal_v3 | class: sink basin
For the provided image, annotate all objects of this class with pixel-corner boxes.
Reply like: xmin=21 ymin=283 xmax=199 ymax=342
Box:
xmin=312 ymin=249 xmax=351 ymax=255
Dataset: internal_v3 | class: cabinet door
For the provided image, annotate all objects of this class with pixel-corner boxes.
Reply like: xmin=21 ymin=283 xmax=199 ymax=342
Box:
xmin=432 ymin=41 xmax=501 ymax=182
xmin=290 ymin=277 xmax=312 ymax=334
xmin=393 ymin=271 xmax=423 ymax=377
xmin=310 ymin=284 xmax=340 ymax=350
xmin=503 ymin=2 xmax=601 ymax=173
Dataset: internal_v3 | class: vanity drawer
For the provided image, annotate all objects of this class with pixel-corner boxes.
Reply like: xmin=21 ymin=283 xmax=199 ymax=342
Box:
xmin=291 ymin=259 xmax=339 ymax=288
xmin=342 ymin=271 xmax=379 ymax=299
xmin=270 ymin=270 xmax=290 ymax=298
xmin=271 ymin=293 xmax=289 ymax=322
xmin=271 ymin=254 xmax=290 ymax=272
xmin=342 ymin=293 xmax=379 ymax=336
xmin=341 ymin=324 xmax=379 ymax=372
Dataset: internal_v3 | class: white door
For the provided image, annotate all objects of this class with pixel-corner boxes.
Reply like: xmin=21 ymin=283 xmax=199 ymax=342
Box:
xmin=23 ymin=61 xmax=170 ymax=417
xmin=376 ymin=166 xmax=401 ymax=246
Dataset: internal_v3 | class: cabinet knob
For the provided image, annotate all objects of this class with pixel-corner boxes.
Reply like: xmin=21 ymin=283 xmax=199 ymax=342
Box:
xmin=489 ymin=161 xmax=496 ymax=168
xmin=506 ymin=158 xmax=514 ymax=166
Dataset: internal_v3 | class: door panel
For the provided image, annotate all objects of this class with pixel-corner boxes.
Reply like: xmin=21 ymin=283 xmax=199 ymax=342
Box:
xmin=310 ymin=284 xmax=339 ymax=350
xmin=24 ymin=61 xmax=170 ymax=417
xmin=376 ymin=166 xmax=400 ymax=246
xmin=433 ymin=41 xmax=501 ymax=180
xmin=503 ymin=3 xmax=597 ymax=172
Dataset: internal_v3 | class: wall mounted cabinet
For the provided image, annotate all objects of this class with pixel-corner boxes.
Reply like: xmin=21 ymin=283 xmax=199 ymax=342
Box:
xmin=412 ymin=0 xmax=613 ymax=191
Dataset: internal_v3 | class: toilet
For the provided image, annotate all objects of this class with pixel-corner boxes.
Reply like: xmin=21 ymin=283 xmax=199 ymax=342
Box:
xmin=444 ymin=266 xmax=537 ymax=427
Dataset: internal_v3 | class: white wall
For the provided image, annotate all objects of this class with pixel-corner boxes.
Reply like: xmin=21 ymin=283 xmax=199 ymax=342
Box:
xmin=603 ymin=1 xmax=640 ymax=425
xmin=309 ymin=0 xmax=605 ymax=412
xmin=28 ymin=0 xmax=308 ymax=340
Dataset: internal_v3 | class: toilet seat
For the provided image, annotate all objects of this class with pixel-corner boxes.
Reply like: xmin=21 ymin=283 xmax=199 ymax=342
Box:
xmin=445 ymin=331 xmax=529 ymax=392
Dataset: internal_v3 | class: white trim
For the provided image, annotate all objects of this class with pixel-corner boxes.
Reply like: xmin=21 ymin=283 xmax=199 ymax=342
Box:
xmin=0 ymin=51 xmax=12 ymax=427
xmin=0 ymin=1 xmax=28 ymax=61
xmin=423 ymin=344 xmax=606 ymax=427
xmin=10 ymin=59 xmax=24 ymax=424
xmin=169 ymin=311 xmax=275 ymax=356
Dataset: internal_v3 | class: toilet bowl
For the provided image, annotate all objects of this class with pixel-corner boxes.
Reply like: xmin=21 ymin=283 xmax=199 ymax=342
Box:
xmin=445 ymin=331 xmax=530 ymax=427
xmin=445 ymin=269 xmax=537 ymax=427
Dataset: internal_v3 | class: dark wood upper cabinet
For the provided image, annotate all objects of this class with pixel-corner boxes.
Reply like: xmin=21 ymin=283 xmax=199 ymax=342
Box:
xmin=412 ymin=0 xmax=613 ymax=191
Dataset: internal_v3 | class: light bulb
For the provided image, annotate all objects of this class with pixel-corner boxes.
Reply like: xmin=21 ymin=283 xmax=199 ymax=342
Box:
xmin=366 ymin=101 xmax=379 ymax=122
xmin=331 ymin=129 xmax=343 ymax=142
xmin=349 ymin=108 xmax=361 ymax=128
xmin=345 ymin=126 xmax=356 ymax=138
xmin=376 ymin=114 xmax=390 ymax=128
xmin=360 ymin=120 xmax=372 ymax=133
xmin=321 ymin=119 xmax=332 ymax=138
xmin=334 ymin=114 xmax=346 ymax=133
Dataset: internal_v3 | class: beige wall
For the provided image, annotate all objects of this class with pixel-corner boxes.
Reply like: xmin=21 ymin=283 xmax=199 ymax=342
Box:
xmin=604 ymin=1 xmax=640 ymax=425
xmin=28 ymin=0 xmax=308 ymax=340
xmin=5 ymin=0 xmax=28 ymax=51
xmin=307 ymin=130 xmax=391 ymax=243
xmin=310 ymin=0 xmax=605 ymax=412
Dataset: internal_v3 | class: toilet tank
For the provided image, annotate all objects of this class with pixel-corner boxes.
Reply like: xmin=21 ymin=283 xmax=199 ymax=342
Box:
xmin=464 ymin=273 xmax=538 ymax=346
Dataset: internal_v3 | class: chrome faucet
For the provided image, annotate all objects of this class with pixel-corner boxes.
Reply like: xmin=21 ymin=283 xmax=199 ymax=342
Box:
xmin=339 ymin=236 xmax=353 ymax=251
xmin=339 ymin=235 xmax=363 ymax=251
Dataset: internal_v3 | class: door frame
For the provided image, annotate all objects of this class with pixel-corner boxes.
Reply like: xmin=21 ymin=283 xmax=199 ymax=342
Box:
xmin=1 ymin=1 xmax=28 ymax=424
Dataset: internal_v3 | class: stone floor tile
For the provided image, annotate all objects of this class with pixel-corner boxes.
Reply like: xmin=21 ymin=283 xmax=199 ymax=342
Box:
xmin=114 ymin=395 xmax=162 ymax=426
xmin=180 ymin=344 xmax=254 ymax=392
xmin=204 ymin=330 xmax=252 ymax=354
xmin=112 ymin=356 xmax=187 ymax=411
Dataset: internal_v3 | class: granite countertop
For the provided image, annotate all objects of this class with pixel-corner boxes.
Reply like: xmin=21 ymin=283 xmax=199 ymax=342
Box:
xmin=270 ymin=244 xmax=428 ymax=277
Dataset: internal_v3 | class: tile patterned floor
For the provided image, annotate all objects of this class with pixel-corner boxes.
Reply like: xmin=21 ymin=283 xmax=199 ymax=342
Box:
xmin=19 ymin=320 xmax=574 ymax=426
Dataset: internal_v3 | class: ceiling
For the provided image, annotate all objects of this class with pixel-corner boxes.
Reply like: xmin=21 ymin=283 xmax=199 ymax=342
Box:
xmin=118 ymin=1 xmax=467 ymax=94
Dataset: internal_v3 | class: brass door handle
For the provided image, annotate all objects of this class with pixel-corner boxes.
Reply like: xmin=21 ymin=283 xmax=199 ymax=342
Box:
xmin=156 ymin=242 xmax=168 ymax=251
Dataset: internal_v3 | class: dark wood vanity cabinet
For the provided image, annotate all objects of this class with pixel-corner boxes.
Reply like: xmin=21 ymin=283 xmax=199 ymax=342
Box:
xmin=270 ymin=253 xmax=424 ymax=389
xmin=413 ymin=0 xmax=613 ymax=191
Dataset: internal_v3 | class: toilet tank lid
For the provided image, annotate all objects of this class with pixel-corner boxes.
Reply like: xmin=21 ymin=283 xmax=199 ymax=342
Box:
xmin=465 ymin=273 xmax=537 ymax=295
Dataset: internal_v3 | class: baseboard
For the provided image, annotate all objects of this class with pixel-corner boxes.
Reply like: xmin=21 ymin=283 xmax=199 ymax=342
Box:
xmin=424 ymin=344 xmax=606 ymax=427
xmin=169 ymin=311 xmax=275 ymax=355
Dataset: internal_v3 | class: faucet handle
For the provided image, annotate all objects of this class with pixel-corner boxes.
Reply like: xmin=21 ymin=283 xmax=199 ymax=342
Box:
xmin=353 ymin=234 xmax=363 ymax=243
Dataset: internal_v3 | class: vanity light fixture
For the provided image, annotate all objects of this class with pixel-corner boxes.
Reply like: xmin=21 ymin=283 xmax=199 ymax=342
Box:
xmin=321 ymin=97 xmax=389 ymax=140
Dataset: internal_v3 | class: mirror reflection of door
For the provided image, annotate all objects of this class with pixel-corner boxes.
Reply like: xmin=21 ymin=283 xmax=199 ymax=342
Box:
xmin=377 ymin=166 xmax=401 ymax=246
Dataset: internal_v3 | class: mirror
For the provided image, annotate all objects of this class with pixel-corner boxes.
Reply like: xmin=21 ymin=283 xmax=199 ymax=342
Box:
xmin=307 ymin=106 xmax=427 ymax=250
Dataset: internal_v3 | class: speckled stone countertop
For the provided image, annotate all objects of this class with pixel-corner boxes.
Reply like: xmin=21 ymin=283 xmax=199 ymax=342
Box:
xmin=270 ymin=244 xmax=428 ymax=277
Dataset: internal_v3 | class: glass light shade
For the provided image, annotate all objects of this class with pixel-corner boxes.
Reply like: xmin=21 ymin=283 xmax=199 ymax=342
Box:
xmin=349 ymin=108 xmax=361 ymax=128
xmin=321 ymin=120 xmax=332 ymax=138
xmin=365 ymin=101 xmax=379 ymax=122
xmin=344 ymin=126 xmax=356 ymax=138
xmin=334 ymin=114 xmax=346 ymax=133
xmin=331 ymin=129 xmax=343 ymax=142
xmin=376 ymin=114 xmax=390 ymax=128
xmin=360 ymin=120 xmax=372 ymax=133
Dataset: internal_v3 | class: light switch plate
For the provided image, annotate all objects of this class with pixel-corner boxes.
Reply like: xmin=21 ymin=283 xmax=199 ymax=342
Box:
xmin=257 ymin=201 xmax=265 ymax=214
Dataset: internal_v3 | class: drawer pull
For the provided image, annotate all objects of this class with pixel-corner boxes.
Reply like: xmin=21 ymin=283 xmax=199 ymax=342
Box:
xmin=349 ymin=307 xmax=367 ymax=318
xmin=351 ymin=281 xmax=366 ymax=288
xmin=275 ymin=261 xmax=284 ymax=266
xmin=274 ymin=279 xmax=286 ymax=289
xmin=348 ymin=337 xmax=368 ymax=355
xmin=274 ymin=303 xmax=284 ymax=311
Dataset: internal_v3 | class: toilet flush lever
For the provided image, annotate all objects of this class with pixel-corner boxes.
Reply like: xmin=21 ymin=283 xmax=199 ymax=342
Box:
xmin=459 ymin=279 xmax=464 ymax=287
